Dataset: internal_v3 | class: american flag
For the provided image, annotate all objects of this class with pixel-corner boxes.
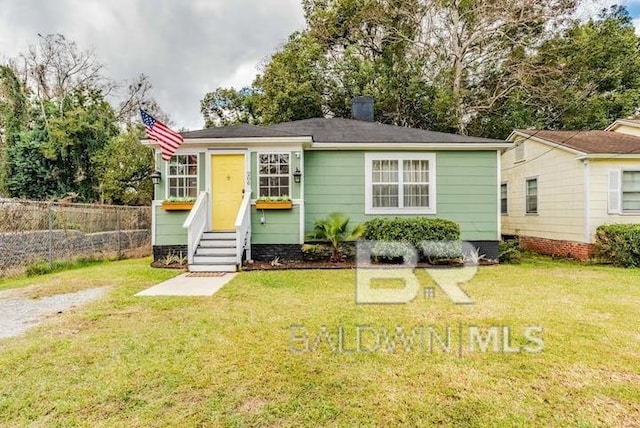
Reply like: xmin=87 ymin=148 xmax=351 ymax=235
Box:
xmin=140 ymin=109 xmax=184 ymax=161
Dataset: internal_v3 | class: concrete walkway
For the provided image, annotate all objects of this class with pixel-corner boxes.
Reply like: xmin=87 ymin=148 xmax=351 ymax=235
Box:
xmin=136 ymin=273 xmax=237 ymax=297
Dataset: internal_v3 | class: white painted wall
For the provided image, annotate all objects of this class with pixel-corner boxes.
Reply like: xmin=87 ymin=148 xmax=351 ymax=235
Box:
xmin=501 ymin=137 xmax=586 ymax=242
xmin=610 ymin=124 xmax=640 ymax=137
xmin=588 ymin=158 xmax=640 ymax=240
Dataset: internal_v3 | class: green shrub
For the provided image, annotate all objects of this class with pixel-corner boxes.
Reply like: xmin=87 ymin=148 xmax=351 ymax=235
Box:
xmin=499 ymin=239 xmax=522 ymax=264
xmin=363 ymin=217 xmax=460 ymax=260
xmin=370 ymin=241 xmax=418 ymax=264
xmin=307 ymin=213 xmax=364 ymax=261
xmin=595 ymin=224 xmax=640 ymax=267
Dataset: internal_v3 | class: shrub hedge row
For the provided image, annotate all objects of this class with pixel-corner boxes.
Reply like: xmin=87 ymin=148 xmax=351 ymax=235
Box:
xmin=595 ymin=224 xmax=640 ymax=267
xmin=363 ymin=217 xmax=460 ymax=257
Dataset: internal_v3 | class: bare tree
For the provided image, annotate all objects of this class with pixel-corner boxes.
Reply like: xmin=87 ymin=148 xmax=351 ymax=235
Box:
xmin=412 ymin=0 xmax=577 ymax=133
xmin=15 ymin=33 xmax=114 ymax=100
xmin=116 ymin=73 xmax=171 ymax=126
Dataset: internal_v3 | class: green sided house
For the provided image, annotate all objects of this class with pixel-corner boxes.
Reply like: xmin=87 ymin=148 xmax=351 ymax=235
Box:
xmin=144 ymin=98 xmax=510 ymax=272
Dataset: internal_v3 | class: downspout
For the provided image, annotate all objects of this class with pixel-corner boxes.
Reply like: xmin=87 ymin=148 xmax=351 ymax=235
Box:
xmin=497 ymin=150 xmax=502 ymax=241
xmin=298 ymin=150 xmax=305 ymax=244
xmin=583 ymin=159 xmax=591 ymax=243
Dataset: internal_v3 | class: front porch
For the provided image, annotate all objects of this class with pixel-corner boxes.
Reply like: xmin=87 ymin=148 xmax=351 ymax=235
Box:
xmin=182 ymin=191 xmax=251 ymax=272
xmin=149 ymin=146 xmax=305 ymax=272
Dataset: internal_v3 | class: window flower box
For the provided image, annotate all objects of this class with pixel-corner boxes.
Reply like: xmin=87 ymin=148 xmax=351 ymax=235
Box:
xmin=161 ymin=199 xmax=196 ymax=211
xmin=255 ymin=199 xmax=293 ymax=210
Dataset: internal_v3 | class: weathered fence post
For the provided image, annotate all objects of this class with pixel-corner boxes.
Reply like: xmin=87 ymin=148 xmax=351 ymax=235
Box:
xmin=116 ymin=207 xmax=122 ymax=259
xmin=48 ymin=204 xmax=54 ymax=267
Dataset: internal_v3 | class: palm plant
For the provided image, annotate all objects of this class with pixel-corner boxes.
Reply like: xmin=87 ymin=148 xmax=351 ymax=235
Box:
xmin=307 ymin=213 xmax=364 ymax=261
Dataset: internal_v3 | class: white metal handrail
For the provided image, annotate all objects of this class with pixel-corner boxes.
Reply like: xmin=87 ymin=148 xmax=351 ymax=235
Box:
xmin=234 ymin=191 xmax=252 ymax=264
xmin=183 ymin=191 xmax=208 ymax=265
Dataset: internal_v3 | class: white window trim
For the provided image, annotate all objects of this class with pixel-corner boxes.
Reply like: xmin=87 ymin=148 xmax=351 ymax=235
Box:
xmin=501 ymin=182 xmax=508 ymax=216
xmin=364 ymin=153 xmax=436 ymax=215
xmin=608 ymin=168 xmax=640 ymax=215
xmin=525 ymin=176 xmax=538 ymax=215
xmin=164 ymin=152 xmax=200 ymax=199
xmin=257 ymin=151 xmax=292 ymax=198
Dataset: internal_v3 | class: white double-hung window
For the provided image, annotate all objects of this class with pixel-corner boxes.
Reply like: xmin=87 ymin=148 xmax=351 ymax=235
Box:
xmin=258 ymin=153 xmax=290 ymax=197
xmin=364 ymin=153 xmax=436 ymax=214
xmin=609 ymin=169 xmax=640 ymax=213
xmin=167 ymin=154 xmax=198 ymax=198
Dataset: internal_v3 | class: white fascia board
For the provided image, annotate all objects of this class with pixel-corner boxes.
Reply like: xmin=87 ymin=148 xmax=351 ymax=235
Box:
xmin=141 ymin=136 xmax=312 ymax=148
xmin=604 ymin=119 xmax=640 ymax=132
xmin=576 ymin=153 xmax=640 ymax=160
xmin=309 ymin=142 xmax=512 ymax=150
xmin=505 ymin=130 xmax=520 ymax=141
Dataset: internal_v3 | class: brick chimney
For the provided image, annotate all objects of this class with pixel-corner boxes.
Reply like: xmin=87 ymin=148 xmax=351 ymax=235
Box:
xmin=351 ymin=96 xmax=374 ymax=122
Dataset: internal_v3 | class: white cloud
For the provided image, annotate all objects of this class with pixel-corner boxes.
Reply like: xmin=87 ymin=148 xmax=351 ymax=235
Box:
xmin=220 ymin=62 xmax=261 ymax=90
xmin=1 ymin=1 xmax=639 ymax=129
xmin=0 ymin=0 xmax=305 ymax=130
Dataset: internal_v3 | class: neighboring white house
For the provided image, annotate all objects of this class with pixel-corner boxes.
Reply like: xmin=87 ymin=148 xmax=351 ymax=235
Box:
xmin=605 ymin=118 xmax=640 ymax=137
xmin=501 ymin=121 xmax=640 ymax=259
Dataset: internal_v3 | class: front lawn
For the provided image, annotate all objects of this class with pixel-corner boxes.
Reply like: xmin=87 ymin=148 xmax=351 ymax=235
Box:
xmin=0 ymin=257 xmax=639 ymax=426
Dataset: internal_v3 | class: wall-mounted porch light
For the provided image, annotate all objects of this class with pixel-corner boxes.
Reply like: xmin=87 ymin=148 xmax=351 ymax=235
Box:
xmin=293 ymin=168 xmax=302 ymax=183
xmin=150 ymin=169 xmax=162 ymax=185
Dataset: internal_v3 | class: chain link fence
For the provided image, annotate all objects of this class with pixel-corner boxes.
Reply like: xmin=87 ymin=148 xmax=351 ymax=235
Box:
xmin=0 ymin=199 xmax=151 ymax=277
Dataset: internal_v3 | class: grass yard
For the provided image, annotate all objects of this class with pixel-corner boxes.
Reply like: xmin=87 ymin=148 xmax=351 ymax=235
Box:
xmin=0 ymin=257 xmax=639 ymax=426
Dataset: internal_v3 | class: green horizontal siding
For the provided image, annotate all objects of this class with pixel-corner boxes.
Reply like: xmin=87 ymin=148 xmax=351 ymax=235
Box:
xmin=304 ymin=152 xmax=365 ymax=231
xmin=155 ymin=206 xmax=189 ymax=245
xmin=153 ymin=149 xmax=498 ymax=246
xmin=251 ymin=206 xmax=300 ymax=244
xmin=303 ymin=150 xmax=498 ymax=241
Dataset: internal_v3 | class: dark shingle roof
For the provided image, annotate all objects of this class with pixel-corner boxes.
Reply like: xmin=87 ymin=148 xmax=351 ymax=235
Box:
xmin=267 ymin=118 xmax=503 ymax=144
xmin=179 ymin=118 xmax=504 ymax=144
xmin=517 ymin=129 xmax=640 ymax=154
xmin=180 ymin=124 xmax=299 ymax=139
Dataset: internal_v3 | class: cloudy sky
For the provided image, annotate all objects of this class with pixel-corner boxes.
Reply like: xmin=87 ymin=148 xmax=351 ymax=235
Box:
xmin=0 ymin=0 xmax=638 ymax=131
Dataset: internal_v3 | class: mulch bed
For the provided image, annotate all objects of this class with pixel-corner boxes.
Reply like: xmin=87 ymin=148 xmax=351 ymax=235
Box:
xmin=151 ymin=260 xmax=497 ymax=271
xmin=242 ymin=260 xmax=357 ymax=271
xmin=241 ymin=259 xmax=497 ymax=271
xmin=150 ymin=261 xmax=187 ymax=270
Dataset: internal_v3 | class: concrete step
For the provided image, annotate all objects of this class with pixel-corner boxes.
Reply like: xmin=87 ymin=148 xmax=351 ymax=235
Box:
xmin=189 ymin=263 xmax=237 ymax=273
xmin=202 ymin=232 xmax=236 ymax=240
xmin=196 ymin=247 xmax=236 ymax=256
xmin=194 ymin=255 xmax=237 ymax=264
xmin=198 ymin=239 xmax=236 ymax=248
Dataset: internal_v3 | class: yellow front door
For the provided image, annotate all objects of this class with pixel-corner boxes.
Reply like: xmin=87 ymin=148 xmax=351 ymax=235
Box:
xmin=211 ymin=154 xmax=245 ymax=231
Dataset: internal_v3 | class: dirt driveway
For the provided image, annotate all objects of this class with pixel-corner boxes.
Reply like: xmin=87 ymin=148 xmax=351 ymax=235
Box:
xmin=0 ymin=286 xmax=109 ymax=339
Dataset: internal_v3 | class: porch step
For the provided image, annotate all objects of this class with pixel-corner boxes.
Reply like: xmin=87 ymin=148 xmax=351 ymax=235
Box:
xmin=202 ymin=232 xmax=235 ymax=240
xmin=194 ymin=255 xmax=236 ymax=264
xmin=198 ymin=239 xmax=236 ymax=248
xmin=189 ymin=231 xmax=238 ymax=273
xmin=195 ymin=247 xmax=236 ymax=256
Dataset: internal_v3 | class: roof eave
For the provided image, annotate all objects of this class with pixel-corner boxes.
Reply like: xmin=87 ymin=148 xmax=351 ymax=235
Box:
xmin=576 ymin=153 xmax=640 ymax=160
xmin=309 ymin=142 xmax=512 ymax=150
xmin=604 ymin=119 xmax=640 ymax=132
xmin=141 ymin=136 xmax=312 ymax=147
